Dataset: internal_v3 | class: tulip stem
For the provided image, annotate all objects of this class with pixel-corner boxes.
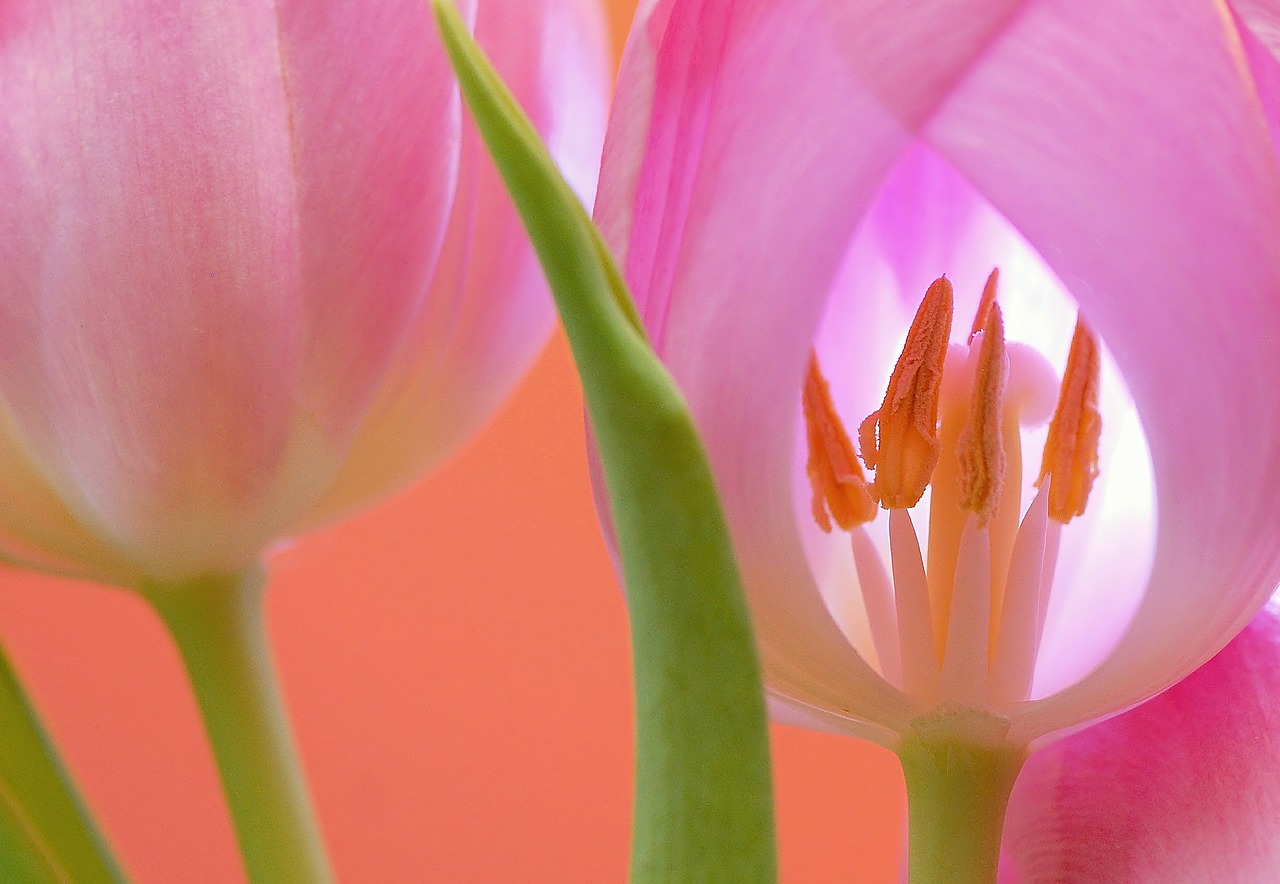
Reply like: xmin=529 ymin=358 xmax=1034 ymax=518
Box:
xmin=147 ymin=571 xmax=332 ymax=884
xmin=897 ymin=733 xmax=1024 ymax=884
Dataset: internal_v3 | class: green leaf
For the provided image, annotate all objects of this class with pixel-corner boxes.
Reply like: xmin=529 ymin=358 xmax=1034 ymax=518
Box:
xmin=430 ymin=4 xmax=777 ymax=881
xmin=0 ymin=643 xmax=127 ymax=883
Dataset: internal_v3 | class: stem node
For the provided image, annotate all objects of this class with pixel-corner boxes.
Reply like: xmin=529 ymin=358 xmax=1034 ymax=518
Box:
xmin=898 ymin=712 xmax=1025 ymax=884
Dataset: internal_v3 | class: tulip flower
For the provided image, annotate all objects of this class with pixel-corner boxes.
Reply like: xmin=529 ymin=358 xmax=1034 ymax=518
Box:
xmin=1000 ymin=605 xmax=1280 ymax=883
xmin=0 ymin=0 xmax=606 ymax=587
xmin=595 ymin=0 xmax=1280 ymax=877
xmin=0 ymin=0 xmax=607 ymax=879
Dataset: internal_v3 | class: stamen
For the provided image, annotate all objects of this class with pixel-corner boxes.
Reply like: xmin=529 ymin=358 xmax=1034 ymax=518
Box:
xmin=802 ymin=352 xmax=877 ymax=531
xmin=957 ymin=302 xmax=1008 ymax=527
xmin=938 ymin=517 xmax=992 ymax=705
xmin=1036 ymin=315 xmax=1102 ymax=522
xmin=859 ymin=277 xmax=954 ymax=509
xmin=851 ymin=527 xmax=902 ymax=688
xmin=889 ymin=509 xmax=940 ymax=699
xmin=989 ymin=485 xmax=1050 ymax=705
xmin=968 ymin=269 xmax=999 ymax=344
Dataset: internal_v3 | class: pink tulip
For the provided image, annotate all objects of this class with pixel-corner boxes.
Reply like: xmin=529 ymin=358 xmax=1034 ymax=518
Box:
xmin=595 ymin=0 xmax=1280 ymax=758
xmin=0 ymin=0 xmax=609 ymax=586
xmin=1000 ymin=605 xmax=1280 ymax=883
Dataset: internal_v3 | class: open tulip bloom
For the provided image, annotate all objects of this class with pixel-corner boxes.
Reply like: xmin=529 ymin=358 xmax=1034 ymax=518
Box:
xmin=0 ymin=0 xmax=606 ymax=879
xmin=577 ymin=0 xmax=1280 ymax=878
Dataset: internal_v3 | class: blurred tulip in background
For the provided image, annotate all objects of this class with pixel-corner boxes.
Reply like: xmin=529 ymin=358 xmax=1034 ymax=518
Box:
xmin=0 ymin=0 xmax=607 ymax=587
xmin=0 ymin=0 xmax=609 ymax=879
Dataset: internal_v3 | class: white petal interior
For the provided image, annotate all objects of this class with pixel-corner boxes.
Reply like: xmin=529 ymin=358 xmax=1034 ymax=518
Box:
xmin=794 ymin=145 xmax=1157 ymax=707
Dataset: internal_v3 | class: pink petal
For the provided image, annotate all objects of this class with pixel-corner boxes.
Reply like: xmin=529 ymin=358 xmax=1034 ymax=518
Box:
xmin=0 ymin=406 xmax=138 ymax=584
xmin=1231 ymin=0 xmax=1280 ymax=57
xmin=276 ymin=0 xmax=469 ymax=444
xmin=593 ymin=0 xmax=669 ymax=272
xmin=307 ymin=0 xmax=611 ymax=523
xmin=1002 ymin=607 xmax=1280 ymax=883
xmin=856 ymin=144 xmax=994 ymax=315
xmin=1229 ymin=1 xmax=1280 ymax=149
xmin=0 ymin=0 xmax=305 ymax=575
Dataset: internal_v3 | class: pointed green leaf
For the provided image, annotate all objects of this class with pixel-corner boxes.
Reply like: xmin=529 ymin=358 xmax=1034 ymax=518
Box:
xmin=0 ymin=643 xmax=127 ymax=882
xmin=430 ymin=4 xmax=776 ymax=881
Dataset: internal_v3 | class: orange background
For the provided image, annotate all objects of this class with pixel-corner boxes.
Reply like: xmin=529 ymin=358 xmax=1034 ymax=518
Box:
xmin=0 ymin=3 xmax=904 ymax=881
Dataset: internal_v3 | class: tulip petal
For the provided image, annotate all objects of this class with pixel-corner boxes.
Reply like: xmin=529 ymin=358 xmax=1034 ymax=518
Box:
xmin=308 ymin=0 xmax=610 ymax=522
xmin=275 ymin=0 xmax=469 ymax=443
xmin=913 ymin=0 xmax=1280 ymax=741
xmin=0 ymin=0 xmax=304 ymax=575
xmin=1228 ymin=1 xmax=1280 ymax=147
xmin=593 ymin=0 xmax=667 ymax=272
xmin=0 ymin=404 xmax=137 ymax=584
xmin=1231 ymin=0 xmax=1280 ymax=56
xmin=1002 ymin=608 xmax=1280 ymax=883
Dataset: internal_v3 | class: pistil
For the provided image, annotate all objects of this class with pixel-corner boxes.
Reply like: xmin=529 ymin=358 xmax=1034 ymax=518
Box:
xmin=927 ymin=285 xmax=1018 ymax=660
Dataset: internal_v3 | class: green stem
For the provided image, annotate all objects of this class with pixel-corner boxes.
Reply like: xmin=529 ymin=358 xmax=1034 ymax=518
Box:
xmin=0 ymin=644 xmax=126 ymax=883
xmin=897 ymin=733 xmax=1025 ymax=884
xmin=146 ymin=571 xmax=331 ymax=884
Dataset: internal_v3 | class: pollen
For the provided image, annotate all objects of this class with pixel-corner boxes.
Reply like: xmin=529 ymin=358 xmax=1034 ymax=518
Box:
xmin=1036 ymin=315 xmax=1102 ymax=522
xmin=957 ymin=301 xmax=1008 ymax=526
xmin=802 ymin=352 xmax=878 ymax=531
xmin=859 ymin=276 xmax=954 ymax=509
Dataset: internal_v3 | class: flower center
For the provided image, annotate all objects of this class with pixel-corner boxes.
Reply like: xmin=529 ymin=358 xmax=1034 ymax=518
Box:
xmin=802 ymin=272 xmax=1102 ymax=708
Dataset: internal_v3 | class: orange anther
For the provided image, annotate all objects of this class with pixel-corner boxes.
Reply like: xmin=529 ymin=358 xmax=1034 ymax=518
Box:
xmin=1036 ymin=315 xmax=1102 ymax=522
xmin=969 ymin=269 xmax=999 ymax=344
xmin=859 ymin=276 xmax=954 ymax=509
xmin=802 ymin=352 xmax=878 ymax=531
xmin=957 ymin=301 xmax=1008 ymax=526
